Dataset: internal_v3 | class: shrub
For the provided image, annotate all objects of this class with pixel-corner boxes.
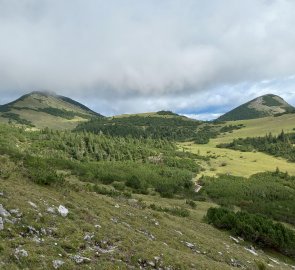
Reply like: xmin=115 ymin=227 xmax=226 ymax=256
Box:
xmin=24 ymin=157 xmax=64 ymax=186
xmin=206 ymin=207 xmax=295 ymax=258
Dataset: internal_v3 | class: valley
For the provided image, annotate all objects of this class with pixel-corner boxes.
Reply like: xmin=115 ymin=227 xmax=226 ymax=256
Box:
xmin=0 ymin=92 xmax=295 ymax=269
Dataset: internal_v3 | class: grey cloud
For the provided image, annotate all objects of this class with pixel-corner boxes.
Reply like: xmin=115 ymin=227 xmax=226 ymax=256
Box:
xmin=0 ymin=0 xmax=295 ymax=116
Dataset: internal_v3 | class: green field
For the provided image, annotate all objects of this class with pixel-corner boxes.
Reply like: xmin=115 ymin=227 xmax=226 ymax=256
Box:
xmin=182 ymin=114 xmax=295 ymax=178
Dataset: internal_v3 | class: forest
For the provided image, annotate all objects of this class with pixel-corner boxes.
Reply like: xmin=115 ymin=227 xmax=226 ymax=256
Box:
xmin=0 ymin=123 xmax=200 ymax=198
xmin=217 ymin=130 xmax=295 ymax=162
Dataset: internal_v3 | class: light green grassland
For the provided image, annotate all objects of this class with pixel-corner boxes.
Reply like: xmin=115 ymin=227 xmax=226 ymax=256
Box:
xmin=216 ymin=114 xmax=295 ymax=144
xmin=0 ymin=165 xmax=293 ymax=269
xmin=181 ymin=114 xmax=295 ymax=178
xmin=0 ymin=109 xmax=88 ymax=130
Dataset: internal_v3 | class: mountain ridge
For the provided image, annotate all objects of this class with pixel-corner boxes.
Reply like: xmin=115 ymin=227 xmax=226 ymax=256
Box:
xmin=0 ymin=91 xmax=103 ymax=129
xmin=217 ymin=94 xmax=295 ymax=121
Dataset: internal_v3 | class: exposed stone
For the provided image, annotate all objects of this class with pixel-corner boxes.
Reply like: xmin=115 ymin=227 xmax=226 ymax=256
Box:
xmin=47 ymin=207 xmax=56 ymax=214
xmin=84 ymin=233 xmax=94 ymax=242
xmin=0 ymin=217 xmax=3 ymax=230
xmin=230 ymin=258 xmax=244 ymax=268
xmin=58 ymin=205 xmax=68 ymax=217
xmin=95 ymin=241 xmax=117 ymax=254
xmin=28 ymin=201 xmax=38 ymax=208
xmin=0 ymin=204 xmax=11 ymax=217
xmin=14 ymin=247 xmax=28 ymax=259
xmin=244 ymin=246 xmax=258 ymax=256
xmin=71 ymin=255 xmax=91 ymax=264
xmin=229 ymin=236 xmax=239 ymax=244
xmin=52 ymin=259 xmax=65 ymax=269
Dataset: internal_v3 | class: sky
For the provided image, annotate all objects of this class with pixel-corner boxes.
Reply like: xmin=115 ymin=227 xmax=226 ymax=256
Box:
xmin=0 ymin=0 xmax=295 ymax=120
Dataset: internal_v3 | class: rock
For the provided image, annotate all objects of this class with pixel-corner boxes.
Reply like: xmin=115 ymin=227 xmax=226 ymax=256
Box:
xmin=148 ymin=261 xmax=155 ymax=267
xmin=230 ymin=258 xmax=243 ymax=268
xmin=0 ymin=192 xmax=4 ymax=196
xmin=175 ymin=230 xmax=183 ymax=235
xmin=9 ymin=209 xmax=20 ymax=215
xmin=184 ymin=242 xmax=195 ymax=249
xmin=47 ymin=207 xmax=56 ymax=214
xmin=52 ymin=259 xmax=65 ymax=269
xmin=114 ymin=204 xmax=120 ymax=208
xmin=94 ymin=224 xmax=101 ymax=229
xmin=58 ymin=205 xmax=68 ymax=217
xmin=137 ymin=229 xmax=155 ymax=240
xmin=28 ymin=201 xmax=38 ymax=208
xmin=244 ymin=246 xmax=258 ymax=256
xmin=229 ymin=236 xmax=239 ymax=244
xmin=71 ymin=255 xmax=91 ymax=264
xmin=28 ymin=225 xmax=39 ymax=235
xmin=14 ymin=247 xmax=28 ymax=259
xmin=110 ymin=217 xmax=118 ymax=223
xmin=0 ymin=204 xmax=11 ymax=217
xmin=95 ymin=241 xmax=117 ymax=254
xmin=84 ymin=233 xmax=94 ymax=242
xmin=0 ymin=217 xmax=3 ymax=230
xmin=268 ymin=257 xmax=280 ymax=265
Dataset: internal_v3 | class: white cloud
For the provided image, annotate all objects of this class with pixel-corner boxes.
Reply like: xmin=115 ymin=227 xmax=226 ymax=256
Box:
xmin=0 ymin=0 xmax=295 ymax=115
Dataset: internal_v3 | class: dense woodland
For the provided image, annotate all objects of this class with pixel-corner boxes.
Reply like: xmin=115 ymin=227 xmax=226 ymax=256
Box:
xmin=200 ymin=170 xmax=295 ymax=225
xmin=206 ymin=207 xmax=295 ymax=258
xmin=218 ymin=131 xmax=295 ymax=162
xmin=75 ymin=113 xmax=202 ymax=141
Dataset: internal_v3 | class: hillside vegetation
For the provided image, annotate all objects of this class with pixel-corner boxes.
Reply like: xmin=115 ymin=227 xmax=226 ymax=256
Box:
xmin=0 ymin=91 xmax=102 ymax=129
xmin=218 ymin=131 xmax=295 ymax=162
xmin=75 ymin=112 xmax=203 ymax=141
xmin=218 ymin=94 xmax=295 ymax=121
xmin=1 ymin=123 xmax=295 ymax=269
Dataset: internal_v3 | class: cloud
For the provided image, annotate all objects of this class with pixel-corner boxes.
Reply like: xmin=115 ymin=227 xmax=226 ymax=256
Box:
xmin=0 ymin=0 xmax=295 ymax=117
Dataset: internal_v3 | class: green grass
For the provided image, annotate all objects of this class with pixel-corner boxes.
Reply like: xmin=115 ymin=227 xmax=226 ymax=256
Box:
xmin=0 ymin=164 xmax=294 ymax=269
xmin=181 ymin=114 xmax=295 ymax=178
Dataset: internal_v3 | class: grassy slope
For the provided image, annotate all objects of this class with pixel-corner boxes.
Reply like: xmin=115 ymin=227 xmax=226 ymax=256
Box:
xmin=182 ymin=114 xmax=295 ymax=178
xmin=1 ymin=166 xmax=293 ymax=269
xmin=0 ymin=93 xmax=96 ymax=130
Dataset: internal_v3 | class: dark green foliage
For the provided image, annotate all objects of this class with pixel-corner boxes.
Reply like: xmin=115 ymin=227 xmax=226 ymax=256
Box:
xmin=37 ymin=107 xmax=90 ymax=119
xmin=220 ymin=124 xmax=245 ymax=133
xmin=156 ymin=110 xmax=179 ymax=116
xmin=218 ymin=131 xmax=295 ymax=162
xmin=206 ymin=207 xmax=295 ymax=258
xmin=0 ymin=123 xmax=198 ymax=198
xmin=218 ymin=103 xmax=268 ymax=121
xmin=23 ymin=156 xmax=64 ymax=186
xmin=2 ymin=112 xmax=34 ymax=126
xmin=185 ymin=200 xmax=197 ymax=209
xmin=194 ymin=126 xmax=219 ymax=144
xmin=149 ymin=204 xmax=190 ymax=217
xmin=200 ymin=171 xmax=295 ymax=225
xmin=217 ymin=94 xmax=294 ymax=121
xmin=262 ymin=95 xmax=283 ymax=106
xmin=75 ymin=115 xmax=202 ymax=141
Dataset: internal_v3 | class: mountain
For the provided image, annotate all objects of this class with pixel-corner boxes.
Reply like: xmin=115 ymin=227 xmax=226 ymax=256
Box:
xmin=217 ymin=94 xmax=295 ymax=121
xmin=0 ymin=91 xmax=103 ymax=129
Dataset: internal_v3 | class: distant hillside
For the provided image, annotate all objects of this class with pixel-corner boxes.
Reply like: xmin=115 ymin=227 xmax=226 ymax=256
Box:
xmin=217 ymin=94 xmax=295 ymax=121
xmin=76 ymin=111 xmax=204 ymax=141
xmin=0 ymin=91 xmax=103 ymax=129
